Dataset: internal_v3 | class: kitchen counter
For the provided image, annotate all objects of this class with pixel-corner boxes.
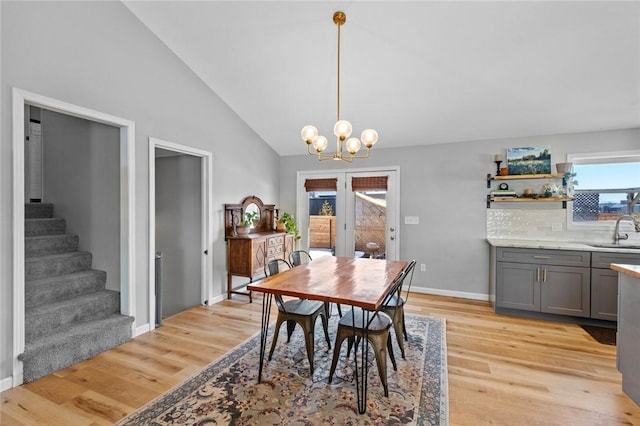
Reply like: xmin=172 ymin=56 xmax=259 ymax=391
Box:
xmin=488 ymin=238 xmax=640 ymax=254
xmin=612 ymin=263 xmax=640 ymax=279
xmin=613 ymin=263 xmax=640 ymax=406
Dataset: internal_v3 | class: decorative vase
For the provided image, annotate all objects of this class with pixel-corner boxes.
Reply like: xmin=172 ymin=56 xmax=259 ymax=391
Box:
xmin=555 ymin=162 xmax=573 ymax=174
xmin=276 ymin=221 xmax=286 ymax=232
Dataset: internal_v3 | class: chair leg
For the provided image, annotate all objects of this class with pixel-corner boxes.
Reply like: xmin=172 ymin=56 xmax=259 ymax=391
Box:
xmin=302 ymin=318 xmax=316 ymax=373
xmin=402 ymin=310 xmax=408 ymax=341
xmin=328 ymin=329 xmax=348 ymax=383
xmin=319 ymin=311 xmax=331 ymax=349
xmin=286 ymin=320 xmax=297 ymax=342
xmin=268 ymin=318 xmax=284 ymax=361
xmin=347 ymin=335 xmax=361 ymax=357
xmin=369 ymin=333 xmax=390 ymax=397
xmin=393 ymin=310 xmax=406 ymax=359
xmin=386 ymin=334 xmax=398 ymax=371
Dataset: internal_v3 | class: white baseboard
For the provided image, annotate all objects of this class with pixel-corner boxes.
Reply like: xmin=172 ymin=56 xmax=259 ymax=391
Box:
xmin=134 ymin=296 xmax=225 ymax=338
xmin=410 ymin=285 xmax=490 ymax=302
xmin=135 ymin=323 xmax=150 ymax=337
xmin=1 ymin=376 xmax=13 ymax=392
xmin=205 ymin=294 xmax=225 ymax=306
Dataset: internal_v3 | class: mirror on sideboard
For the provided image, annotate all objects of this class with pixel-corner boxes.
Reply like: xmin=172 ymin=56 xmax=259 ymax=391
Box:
xmin=224 ymin=196 xmax=278 ymax=238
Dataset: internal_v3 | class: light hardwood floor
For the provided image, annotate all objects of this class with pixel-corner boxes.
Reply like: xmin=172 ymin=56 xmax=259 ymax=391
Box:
xmin=2 ymin=293 xmax=639 ymax=425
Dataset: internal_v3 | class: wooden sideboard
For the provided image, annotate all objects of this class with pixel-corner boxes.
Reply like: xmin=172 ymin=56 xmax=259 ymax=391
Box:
xmin=224 ymin=196 xmax=295 ymax=301
xmin=226 ymin=232 xmax=294 ymax=301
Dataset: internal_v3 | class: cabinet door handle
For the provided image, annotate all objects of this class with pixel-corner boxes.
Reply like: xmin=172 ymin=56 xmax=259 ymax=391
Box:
xmin=533 ymin=255 xmax=550 ymax=259
xmin=536 ymin=267 xmax=540 ymax=282
xmin=543 ymin=268 xmax=547 ymax=283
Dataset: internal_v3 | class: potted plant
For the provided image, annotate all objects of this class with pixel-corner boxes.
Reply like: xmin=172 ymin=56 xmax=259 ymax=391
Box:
xmin=236 ymin=209 xmax=259 ymax=236
xmin=277 ymin=212 xmax=300 ymax=240
xmin=561 ymin=171 xmax=578 ymax=198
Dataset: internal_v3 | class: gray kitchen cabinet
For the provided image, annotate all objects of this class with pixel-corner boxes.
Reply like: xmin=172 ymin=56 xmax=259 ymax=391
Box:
xmin=496 ymin=247 xmax=591 ymax=317
xmin=615 ymin=266 xmax=640 ymax=406
xmin=591 ymin=251 xmax=640 ymax=321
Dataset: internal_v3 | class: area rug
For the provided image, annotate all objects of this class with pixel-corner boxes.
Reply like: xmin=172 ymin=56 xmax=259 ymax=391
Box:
xmin=117 ymin=313 xmax=448 ymax=425
xmin=581 ymin=324 xmax=616 ymax=346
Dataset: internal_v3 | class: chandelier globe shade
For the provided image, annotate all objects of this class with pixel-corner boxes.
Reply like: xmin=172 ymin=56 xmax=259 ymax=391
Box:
xmin=300 ymin=11 xmax=378 ymax=163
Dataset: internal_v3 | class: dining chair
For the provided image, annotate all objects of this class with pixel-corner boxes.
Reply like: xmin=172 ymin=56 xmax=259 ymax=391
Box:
xmin=289 ymin=250 xmax=313 ymax=266
xmin=328 ymin=269 xmax=406 ymax=397
xmin=381 ymin=260 xmax=416 ymax=359
xmin=264 ymin=258 xmax=331 ymax=374
xmin=289 ymin=250 xmax=342 ymax=318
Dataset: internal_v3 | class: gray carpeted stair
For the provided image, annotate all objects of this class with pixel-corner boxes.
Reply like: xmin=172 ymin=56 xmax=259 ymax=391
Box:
xmin=25 ymin=251 xmax=93 ymax=281
xmin=25 ymin=269 xmax=107 ymax=309
xmin=25 ymin=217 xmax=66 ymax=237
xmin=21 ymin=203 xmax=134 ymax=383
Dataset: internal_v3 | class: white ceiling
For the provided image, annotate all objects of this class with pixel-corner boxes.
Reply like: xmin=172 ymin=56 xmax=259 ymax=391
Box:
xmin=123 ymin=1 xmax=640 ymax=157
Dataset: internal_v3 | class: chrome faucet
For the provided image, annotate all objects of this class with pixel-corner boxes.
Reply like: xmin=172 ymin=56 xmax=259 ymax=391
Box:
xmin=614 ymin=215 xmax=640 ymax=243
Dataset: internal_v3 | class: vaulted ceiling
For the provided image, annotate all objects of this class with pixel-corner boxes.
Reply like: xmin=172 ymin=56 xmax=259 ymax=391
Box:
xmin=123 ymin=1 xmax=640 ymax=157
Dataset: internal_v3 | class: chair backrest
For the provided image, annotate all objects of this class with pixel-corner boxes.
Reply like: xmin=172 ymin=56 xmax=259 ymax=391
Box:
xmin=362 ymin=269 xmax=406 ymax=328
xmin=400 ymin=260 xmax=417 ymax=303
xmin=264 ymin=258 xmax=292 ymax=312
xmin=289 ymin=250 xmax=312 ymax=266
xmin=264 ymin=258 xmax=291 ymax=277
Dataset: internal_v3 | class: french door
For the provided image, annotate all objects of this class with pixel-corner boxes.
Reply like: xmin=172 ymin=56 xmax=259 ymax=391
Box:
xmin=297 ymin=168 xmax=399 ymax=260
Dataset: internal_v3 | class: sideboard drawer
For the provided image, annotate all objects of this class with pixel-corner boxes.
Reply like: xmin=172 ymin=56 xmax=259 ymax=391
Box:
xmin=267 ymin=236 xmax=284 ymax=247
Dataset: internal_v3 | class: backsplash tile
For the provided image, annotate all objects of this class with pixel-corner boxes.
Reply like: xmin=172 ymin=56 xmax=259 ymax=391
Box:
xmin=486 ymin=209 xmax=624 ymax=243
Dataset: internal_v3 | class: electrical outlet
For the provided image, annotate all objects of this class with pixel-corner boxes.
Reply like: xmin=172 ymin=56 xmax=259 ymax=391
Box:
xmin=551 ymin=222 xmax=562 ymax=232
xmin=405 ymin=216 xmax=420 ymax=225
xmin=420 ymin=263 xmax=426 ymax=272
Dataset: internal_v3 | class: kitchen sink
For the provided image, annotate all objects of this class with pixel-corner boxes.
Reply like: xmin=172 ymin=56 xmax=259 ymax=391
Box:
xmin=588 ymin=243 xmax=640 ymax=250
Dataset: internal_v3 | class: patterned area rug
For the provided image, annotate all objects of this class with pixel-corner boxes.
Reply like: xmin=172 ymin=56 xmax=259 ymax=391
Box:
xmin=117 ymin=313 xmax=448 ymax=425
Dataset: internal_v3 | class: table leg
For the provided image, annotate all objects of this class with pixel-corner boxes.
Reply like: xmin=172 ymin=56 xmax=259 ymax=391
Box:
xmin=257 ymin=293 xmax=272 ymax=383
xmin=352 ymin=307 xmax=370 ymax=414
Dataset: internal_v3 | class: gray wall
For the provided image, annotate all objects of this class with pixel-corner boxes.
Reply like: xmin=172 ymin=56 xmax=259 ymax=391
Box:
xmin=1 ymin=1 xmax=280 ymax=383
xmin=280 ymin=128 xmax=640 ymax=299
xmin=41 ymin=109 xmax=120 ymax=291
xmin=155 ymin=153 xmax=202 ymax=318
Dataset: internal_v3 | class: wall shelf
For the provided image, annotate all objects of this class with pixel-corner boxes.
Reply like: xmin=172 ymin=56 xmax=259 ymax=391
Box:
xmin=487 ymin=173 xmax=566 ymax=187
xmin=486 ymin=173 xmax=571 ymax=208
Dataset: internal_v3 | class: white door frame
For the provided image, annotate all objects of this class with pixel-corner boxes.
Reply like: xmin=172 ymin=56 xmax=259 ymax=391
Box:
xmin=12 ymin=88 xmax=136 ymax=386
xmin=148 ymin=137 xmax=214 ymax=330
xmin=296 ymin=166 xmax=400 ymax=259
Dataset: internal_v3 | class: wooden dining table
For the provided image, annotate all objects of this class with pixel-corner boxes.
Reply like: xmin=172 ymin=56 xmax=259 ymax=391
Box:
xmin=247 ymin=255 xmax=407 ymax=414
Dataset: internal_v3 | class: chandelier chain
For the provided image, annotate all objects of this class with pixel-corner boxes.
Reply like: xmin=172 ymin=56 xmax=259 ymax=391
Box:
xmin=337 ymin=17 xmax=341 ymax=123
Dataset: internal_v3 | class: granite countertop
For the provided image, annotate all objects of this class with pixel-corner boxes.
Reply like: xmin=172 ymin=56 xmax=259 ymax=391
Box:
xmin=487 ymin=238 xmax=640 ymax=254
xmin=611 ymin=264 xmax=640 ymax=279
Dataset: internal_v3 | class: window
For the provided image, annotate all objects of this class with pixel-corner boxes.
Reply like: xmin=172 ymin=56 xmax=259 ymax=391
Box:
xmin=567 ymin=151 xmax=640 ymax=229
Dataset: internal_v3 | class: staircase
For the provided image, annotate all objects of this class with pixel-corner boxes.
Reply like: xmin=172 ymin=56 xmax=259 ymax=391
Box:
xmin=20 ymin=203 xmax=134 ymax=383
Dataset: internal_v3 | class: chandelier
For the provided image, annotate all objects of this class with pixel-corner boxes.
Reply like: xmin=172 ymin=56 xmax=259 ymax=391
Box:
xmin=301 ymin=11 xmax=378 ymax=162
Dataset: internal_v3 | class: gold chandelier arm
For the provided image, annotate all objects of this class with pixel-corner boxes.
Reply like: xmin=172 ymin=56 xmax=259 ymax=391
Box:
xmin=345 ymin=148 xmax=372 ymax=160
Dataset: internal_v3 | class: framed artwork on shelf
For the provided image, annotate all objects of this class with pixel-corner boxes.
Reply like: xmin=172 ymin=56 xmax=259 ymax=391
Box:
xmin=506 ymin=146 xmax=551 ymax=175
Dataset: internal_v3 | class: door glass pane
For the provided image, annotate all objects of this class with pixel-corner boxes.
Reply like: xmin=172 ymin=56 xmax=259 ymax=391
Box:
xmin=354 ymin=189 xmax=387 ymax=259
xmin=308 ymin=191 xmax=336 ymax=258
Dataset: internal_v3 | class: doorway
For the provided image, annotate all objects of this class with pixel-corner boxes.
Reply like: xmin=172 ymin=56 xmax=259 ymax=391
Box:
xmin=297 ymin=167 xmax=400 ymax=260
xmin=12 ymin=88 xmax=135 ymax=386
xmin=148 ymin=138 xmax=213 ymax=330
